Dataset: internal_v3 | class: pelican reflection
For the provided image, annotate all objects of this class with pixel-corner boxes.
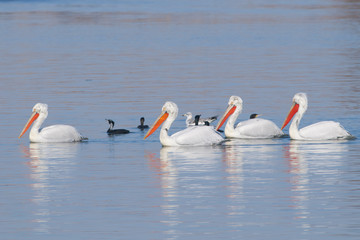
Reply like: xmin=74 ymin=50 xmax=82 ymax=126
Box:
xmin=222 ymin=143 xmax=244 ymax=200
xmin=222 ymin=138 xmax=283 ymax=219
xmin=21 ymin=143 xmax=80 ymax=234
xmin=145 ymin=146 xmax=223 ymax=235
xmin=223 ymin=138 xmax=283 ymax=161
xmin=283 ymin=140 xmax=349 ymax=223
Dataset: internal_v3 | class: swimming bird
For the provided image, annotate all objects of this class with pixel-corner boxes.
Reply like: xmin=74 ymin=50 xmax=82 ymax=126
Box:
xmin=19 ymin=103 xmax=87 ymax=142
xmin=106 ymin=119 xmax=130 ymax=135
xmin=182 ymin=112 xmax=217 ymax=127
xmin=216 ymin=96 xmax=284 ymax=138
xmin=137 ymin=117 xmax=149 ymax=130
xmin=144 ymin=101 xmax=224 ymax=146
xmin=250 ymin=113 xmax=261 ymax=119
xmin=281 ymin=92 xmax=354 ymax=140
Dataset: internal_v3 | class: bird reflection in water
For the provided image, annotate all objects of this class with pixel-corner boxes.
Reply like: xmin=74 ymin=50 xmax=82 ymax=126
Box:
xmin=283 ymin=141 xmax=310 ymax=222
xmin=283 ymin=140 xmax=349 ymax=223
xmin=222 ymin=141 xmax=244 ymax=200
xmin=222 ymin=138 xmax=281 ymax=219
xmin=145 ymin=146 xmax=224 ymax=235
xmin=220 ymin=140 xmax=247 ymax=224
xmin=145 ymin=148 xmax=179 ymax=230
xmin=20 ymin=143 xmax=79 ymax=234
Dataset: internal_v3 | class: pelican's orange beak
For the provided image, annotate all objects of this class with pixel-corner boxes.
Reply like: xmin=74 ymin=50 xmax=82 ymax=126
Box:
xmin=281 ymin=102 xmax=299 ymax=130
xmin=19 ymin=111 xmax=39 ymax=138
xmin=215 ymin=105 xmax=236 ymax=131
xmin=144 ymin=112 xmax=169 ymax=139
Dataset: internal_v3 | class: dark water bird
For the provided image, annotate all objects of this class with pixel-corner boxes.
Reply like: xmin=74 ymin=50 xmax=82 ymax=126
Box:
xmin=250 ymin=113 xmax=261 ymax=119
xmin=194 ymin=115 xmax=201 ymax=125
xmin=137 ymin=117 xmax=149 ymax=130
xmin=106 ymin=119 xmax=130 ymax=135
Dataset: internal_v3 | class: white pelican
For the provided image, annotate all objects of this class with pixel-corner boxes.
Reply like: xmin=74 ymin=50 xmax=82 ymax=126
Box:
xmin=19 ymin=103 xmax=87 ymax=142
xmin=215 ymin=96 xmax=284 ymax=139
xmin=281 ymin=92 xmax=354 ymax=140
xmin=144 ymin=102 xmax=224 ymax=146
xmin=182 ymin=112 xmax=217 ymax=127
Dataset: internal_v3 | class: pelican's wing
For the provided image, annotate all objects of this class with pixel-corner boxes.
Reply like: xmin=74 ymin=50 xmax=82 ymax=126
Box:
xmin=235 ymin=118 xmax=283 ymax=138
xmin=299 ymin=121 xmax=352 ymax=140
xmin=40 ymin=125 xmax=84 ymax=142
xmin=171 ymin=126 xmax=224 ymax=146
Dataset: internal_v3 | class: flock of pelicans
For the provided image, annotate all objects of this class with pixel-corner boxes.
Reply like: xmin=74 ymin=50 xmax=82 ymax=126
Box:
xmin=18 ymin=92 xmax=355 ymax=146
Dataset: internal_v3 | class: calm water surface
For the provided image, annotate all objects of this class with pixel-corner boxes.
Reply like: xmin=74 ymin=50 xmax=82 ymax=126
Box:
xmin=1 ymin=0 xmax=360 ymax=239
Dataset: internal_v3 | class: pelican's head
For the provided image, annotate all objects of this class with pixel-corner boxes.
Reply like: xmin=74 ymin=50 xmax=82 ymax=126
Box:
xmin=293 ymin=92 xmax=308 ymax=114
xmin=228 ymin=95 xmax=243 ymax=108
xmin=19 ymin=103 xmax=48 ymax=139
xmin=281 ymin=92 xmax=308 ymax=130
xmin=144 ymin=101 xmax=178 ymax=139
xmin=162 ymin=101 xmax=178 ymax=117
xmin=216 ymin=96 xmax=243 ymax=131
xmin=33 ymin=103 xmax=48 ymax=115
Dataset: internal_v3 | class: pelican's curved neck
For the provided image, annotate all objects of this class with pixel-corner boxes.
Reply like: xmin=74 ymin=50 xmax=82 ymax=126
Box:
xmin=225 ymin=105 xmax=242 ymax=136
xmin=160 ymin=112 xmax=177 ymax=146
xmin=289 ymin=110 xmax=304 ymax=140
xmin=288 ymin=94 xmax=309 ymax=140
xmin=30 ymin=112 xmax=46 ymax=138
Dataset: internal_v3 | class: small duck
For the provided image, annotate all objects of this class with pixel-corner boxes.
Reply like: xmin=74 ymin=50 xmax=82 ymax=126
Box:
xmin=106 ymin=119 xmax=130 ymax=135
xmin=137 ymin=117 xmax=149 ymax=130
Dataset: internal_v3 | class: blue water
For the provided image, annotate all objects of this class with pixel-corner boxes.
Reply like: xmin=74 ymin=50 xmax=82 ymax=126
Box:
xmin=1 ymin=0 xmax=360 ymax=239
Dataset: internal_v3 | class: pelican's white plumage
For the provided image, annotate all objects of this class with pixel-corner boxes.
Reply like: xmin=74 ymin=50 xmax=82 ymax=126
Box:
xmin=281 ymin=93 xmax=354 ymax=140
xmin=144 ymin=102 xmax=224 ymax=146
xmin=19 ymin=103 xmax=87 ymax=143
xmin=216 ymin=96 xmax=284 ymax=139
